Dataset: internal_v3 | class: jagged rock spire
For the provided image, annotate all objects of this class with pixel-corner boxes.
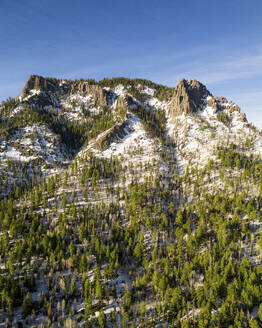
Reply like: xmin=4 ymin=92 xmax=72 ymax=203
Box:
xmin=169 ymin=79 xmax=211 ymax=117
xmin=76 ymin=82 xmax=107 ymax=107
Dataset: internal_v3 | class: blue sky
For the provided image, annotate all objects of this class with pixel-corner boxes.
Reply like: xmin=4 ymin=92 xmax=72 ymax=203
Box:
xmin=1 ymin=0 xmax=262 ymax=127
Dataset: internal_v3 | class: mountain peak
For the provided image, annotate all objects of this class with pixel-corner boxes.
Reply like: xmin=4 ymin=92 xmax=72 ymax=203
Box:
xmin=20 ymin=74 xmax=58 ymax=98
xmin=169 ymin=78 xmax=211 ymax=117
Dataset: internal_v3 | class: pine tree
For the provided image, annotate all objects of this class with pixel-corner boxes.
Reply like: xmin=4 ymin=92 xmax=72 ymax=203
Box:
xmin=22 ymin=292 xmax=33 ymax=318
xmin=98 ymin=309 xmax=105 ymax=328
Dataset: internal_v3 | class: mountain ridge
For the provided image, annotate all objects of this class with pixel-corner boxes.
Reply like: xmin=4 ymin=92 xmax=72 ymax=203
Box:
xmin=0 ymin=74 xmax=256 ymax=199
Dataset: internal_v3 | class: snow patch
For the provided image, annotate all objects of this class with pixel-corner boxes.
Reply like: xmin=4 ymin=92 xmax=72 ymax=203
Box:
xmin=3 ymin=146 xmax=37 ymax=162
xmin=114 ymin=85 xmax=126 ymax=97
xmin=89 ymin=111 xmax=156 ymax=160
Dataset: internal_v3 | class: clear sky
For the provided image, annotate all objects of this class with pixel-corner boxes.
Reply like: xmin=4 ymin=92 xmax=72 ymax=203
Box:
xmin=1 ymin=0 xmax=262 ymax=128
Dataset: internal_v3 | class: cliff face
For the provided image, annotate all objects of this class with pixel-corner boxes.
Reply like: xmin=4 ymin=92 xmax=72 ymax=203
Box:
xmin=206 ymin=96 xmax=242 ymax=114
xmin=76 ymin=82 xmax=107 ymax=107
xmin=114 ymin=95 xmax=128 ymax=110
xmin=21 ymin=76 xmax=108 ymax=108
xmin=20 ymin=75 xmax=58 ymax=98
xmin=169 ymin=79 xmax=210 ymax=117
xmin=18 ymin=75 xmax=247 ymax=126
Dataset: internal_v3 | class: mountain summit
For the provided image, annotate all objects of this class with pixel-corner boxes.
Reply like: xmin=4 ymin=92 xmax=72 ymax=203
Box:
xmin=169 ymin=79 xmax=210 ymax=116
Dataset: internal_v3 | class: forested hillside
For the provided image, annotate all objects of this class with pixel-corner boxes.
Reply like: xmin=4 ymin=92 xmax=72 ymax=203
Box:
xmin=0 ymin=75 xmax=261 ymax=328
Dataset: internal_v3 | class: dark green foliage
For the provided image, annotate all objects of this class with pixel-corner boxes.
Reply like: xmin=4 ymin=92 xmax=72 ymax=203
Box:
xmin=218 ymin=111 xmax=231 ymax=126
xmin=22 ymin=292 xmax=33 ymax=318
xmin=98 ymin=77 xmax=174 ymax=101
xmin=130 ymin=106 xmax=167 ymax=143
xmin=217 ymin=143 xmax=261 ymax=175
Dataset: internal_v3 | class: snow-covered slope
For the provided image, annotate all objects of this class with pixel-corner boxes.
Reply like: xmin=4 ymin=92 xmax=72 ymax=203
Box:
xmin=1 ymin=74 xmax=262 ymax=200
xmin=166 ymin=93 xmax=254 ymax=172
xmin=87 ymin=111 xmax=157 ymax=159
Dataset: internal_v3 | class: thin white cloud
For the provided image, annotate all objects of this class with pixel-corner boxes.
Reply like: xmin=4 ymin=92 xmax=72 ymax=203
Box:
xmin=230 ymin=91 xmax=262 ymax=108
xmin=179 ymin=52 xmax=262 ymax=84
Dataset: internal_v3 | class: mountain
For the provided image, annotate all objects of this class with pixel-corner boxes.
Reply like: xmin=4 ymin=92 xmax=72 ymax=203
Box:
xmin=0 ymin=75 xmax=261 ymax=327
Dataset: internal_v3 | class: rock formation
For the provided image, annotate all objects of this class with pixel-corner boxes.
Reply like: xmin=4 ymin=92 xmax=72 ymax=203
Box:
xmin=169 ymin=79 xmax=210 ymax=117
xmin=115 ymin=96 xmax=128 ymax=110
xmin=20 ymin=75 xmax=58 ymax=98
xmin=93 ymin=120 xmax=131 ymax=151
xmin=77 ymin=82 xmax=107 ymax=107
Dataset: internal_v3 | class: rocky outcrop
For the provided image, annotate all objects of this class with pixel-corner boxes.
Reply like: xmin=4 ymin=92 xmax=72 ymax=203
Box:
xmin=76 ymin=82 xmax=106 ymax=107
xmin=115 ymin=96 xmax=128 ymax=110
xmin=169 ymin=79 xmax=210 ymax=117
xmin=20 ymin=75 xmax=58 ymax=98
xmin=206 ymin=97 xmax=221 ymax=113
xmin=21 ymin=76 xmax=107 ymax=108
xmin=93 ymin=120 xmax=131 ymax=151
xmin=207 ymin=96 xmax=241 ymax=114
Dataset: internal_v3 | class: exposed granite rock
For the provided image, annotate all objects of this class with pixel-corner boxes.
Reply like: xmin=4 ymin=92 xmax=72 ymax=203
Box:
xmin=21 ymin=76 xmax=106 ymax=108
xmin=115 ymin=96 xmax=128 ymax=110
xmin=169 ymin=79 xmax=211 ymax=117
xmin=76 ymin=82 xmax=106 ymax=107
xmin=21 ymin=75 xmax=58 ymax=98
xmin=93 ymin=120 xmax=131 ymax=151
xmin=206 ymin=97 xmax=221 ymax=113
xmin=19 ymin=75 xmax=61 ymax=108
xmin=169 ymin=79 xmax=245 ymax=124
xmin=240 ymin=113 xmax=247 ymax=122
xmin=207 ymin=96 xmax=240 ymax=112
